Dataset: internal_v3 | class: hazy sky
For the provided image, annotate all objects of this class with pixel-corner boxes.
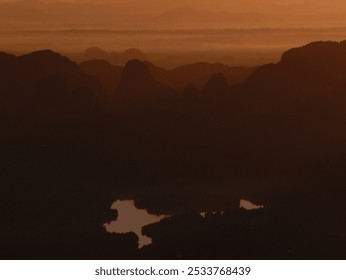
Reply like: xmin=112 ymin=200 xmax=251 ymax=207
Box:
xmin=1 ymin=0 xmax=346 ymax=30
xmin=1 ymin=0 xmax=346 ymax=13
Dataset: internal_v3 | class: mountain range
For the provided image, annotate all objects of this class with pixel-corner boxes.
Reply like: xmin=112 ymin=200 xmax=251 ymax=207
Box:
xmin=1 ymin=40 xmax=346 ymax=259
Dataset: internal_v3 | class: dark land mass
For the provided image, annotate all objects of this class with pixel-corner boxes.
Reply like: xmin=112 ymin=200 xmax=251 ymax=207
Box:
xmin=1 ymin=41 xmax=346 ymax=259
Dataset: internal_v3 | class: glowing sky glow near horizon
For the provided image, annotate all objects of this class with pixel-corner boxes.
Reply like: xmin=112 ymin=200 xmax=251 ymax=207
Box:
xmin=1 ymin=0 xmax=346 ymax=14
xmin=2 ymin=0 xmax=346 ymax=32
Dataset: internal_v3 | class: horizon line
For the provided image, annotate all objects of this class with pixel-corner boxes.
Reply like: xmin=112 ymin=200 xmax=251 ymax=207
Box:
xmin=3 ymin=26 xmax=346 ymax=33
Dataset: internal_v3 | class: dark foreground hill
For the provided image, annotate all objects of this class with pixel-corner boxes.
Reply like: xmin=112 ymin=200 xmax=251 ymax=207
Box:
xmin=1 ymin=42 xmax=346 ymax=259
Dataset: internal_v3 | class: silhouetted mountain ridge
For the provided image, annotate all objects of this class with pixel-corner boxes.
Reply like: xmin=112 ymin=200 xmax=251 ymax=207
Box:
xmin=1 ymin=41 xmax=346 ymax=259
xmin=114 ymin=59 xmax=176 ymax=111
xmin=79 ymin=59 xmax=123 ymax=94
xmin=203 ymin=73 xmax=230 ymax=96
xmin=247 ymin=40 xmax=346 ymax=92
xmin=0 ymin=49 xmax=104 ymax=127
xmin=79 ymin=57 xmax=255 ymax=93
xmin=83 ymin=47 xmax=146 ymax=65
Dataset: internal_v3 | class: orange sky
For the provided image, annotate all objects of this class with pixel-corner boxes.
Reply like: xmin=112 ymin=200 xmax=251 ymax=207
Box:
xmin=1 ymin=0 xmax=344 ymax=13
xmin=2 ymin=1 xmax=346 ymax=31
xmin=2 ymin=0 xmax=346 ymax=55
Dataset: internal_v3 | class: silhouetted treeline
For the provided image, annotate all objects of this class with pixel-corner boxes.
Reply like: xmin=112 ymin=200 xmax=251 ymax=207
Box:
xmin=1 ymin=41 xmax=346 ymax=259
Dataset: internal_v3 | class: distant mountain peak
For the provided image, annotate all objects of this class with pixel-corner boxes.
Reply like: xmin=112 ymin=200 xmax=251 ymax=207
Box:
xmin=115 ymin=59 xmax=156 ymax=97
xmin=122 ymin=59 xmax=154 ymax=84
xmin=0 ymin=51 xmax=16 ymax=62
xmin=280 ymin=40 xmax=346 ymax=67
xmin=24 ymin=49 xmax=64 ymax=57
xmin=203 ymin=72 xmax=230 ymax=95
xmin=19 ymin=49 xmax=76 ymax=67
